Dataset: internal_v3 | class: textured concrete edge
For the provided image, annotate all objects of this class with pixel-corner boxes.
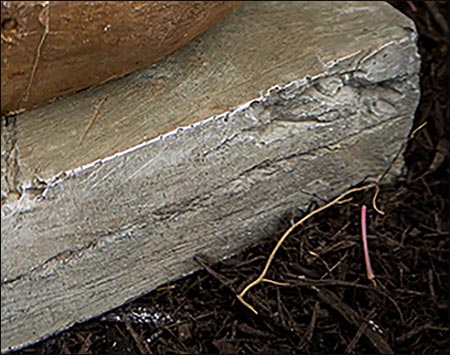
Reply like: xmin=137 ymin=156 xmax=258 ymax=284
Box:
xmin=0 ymin=28 xmax=420 ymax=217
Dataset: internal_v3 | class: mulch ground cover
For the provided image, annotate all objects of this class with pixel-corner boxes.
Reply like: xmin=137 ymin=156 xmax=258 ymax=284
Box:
xmin=9 ymin=1 xmax=448 ymax=354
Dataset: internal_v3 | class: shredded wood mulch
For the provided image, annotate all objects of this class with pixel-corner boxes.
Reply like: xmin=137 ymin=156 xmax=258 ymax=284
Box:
xmin=11 ymin=1 xmax=448 ymax=354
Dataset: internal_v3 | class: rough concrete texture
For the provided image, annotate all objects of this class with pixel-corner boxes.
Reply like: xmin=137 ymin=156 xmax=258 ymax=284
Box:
xmin=1 ymin=1 xmax=420 ymax=352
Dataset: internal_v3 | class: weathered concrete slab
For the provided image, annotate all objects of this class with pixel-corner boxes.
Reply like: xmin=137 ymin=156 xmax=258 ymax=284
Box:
xmin=1 ymin=1 xmax=420 ymax=352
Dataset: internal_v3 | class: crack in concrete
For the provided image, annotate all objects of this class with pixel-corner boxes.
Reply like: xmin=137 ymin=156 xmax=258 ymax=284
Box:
xmin=1 ymin=115 xmax=22 ymax=203
xmin=1 ymin=239 xmax=99 ymax=286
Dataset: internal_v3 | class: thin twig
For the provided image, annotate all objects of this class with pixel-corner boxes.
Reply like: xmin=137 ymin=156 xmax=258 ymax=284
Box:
xmin=377 ymin=121 xmax=427 ymax=183
xmin=261 ymin=278 xmax=290 ymax=287
xmin=372 ymin=185 xmax=385 ymax=215
xmin=237 ymin=183 xmax=376 ymax=314
xmin=77 ymin=333 xmax=93 ymax=354
xmin=344 ymin=309 xmax=376 ymax=353
xmin=410 ymin=121 xmax=427 ymax=138
xmin=316 ymin=288 xmax=394 ymax=354
xmin=123 ymin=317 xmax=152 ymax=354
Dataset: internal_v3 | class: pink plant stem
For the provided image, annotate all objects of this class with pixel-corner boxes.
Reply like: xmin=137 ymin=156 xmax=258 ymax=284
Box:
xmin=407 ymin=0 xmax=417 ymax=13
xmin=361 ymin=205 xmax=375 ymax=281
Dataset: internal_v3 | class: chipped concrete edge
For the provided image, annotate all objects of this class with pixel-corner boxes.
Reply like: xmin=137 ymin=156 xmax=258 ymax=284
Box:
xmin=0 ymin=28 xmax=420 ymax=218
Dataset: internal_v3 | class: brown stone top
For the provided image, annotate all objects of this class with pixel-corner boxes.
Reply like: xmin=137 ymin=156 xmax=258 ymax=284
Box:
xmin=1 ymin=1 xmax=241 ymax=115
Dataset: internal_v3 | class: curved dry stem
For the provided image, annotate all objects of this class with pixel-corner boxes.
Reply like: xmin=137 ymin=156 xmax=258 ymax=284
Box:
xmin=410 ymin=121 xmax=427 ymax=138
xmin=237 ymin=183 xmax=377 ymax=312
xmin=236 ymin=294 xmax=258 ymax=314
xmin=377 ymin=121 xmax=428 ymax=183
xmin=372 ymin=185 xmax=385 ymax=215
xmin=262 ymin=278 xmax=291 ymax=287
